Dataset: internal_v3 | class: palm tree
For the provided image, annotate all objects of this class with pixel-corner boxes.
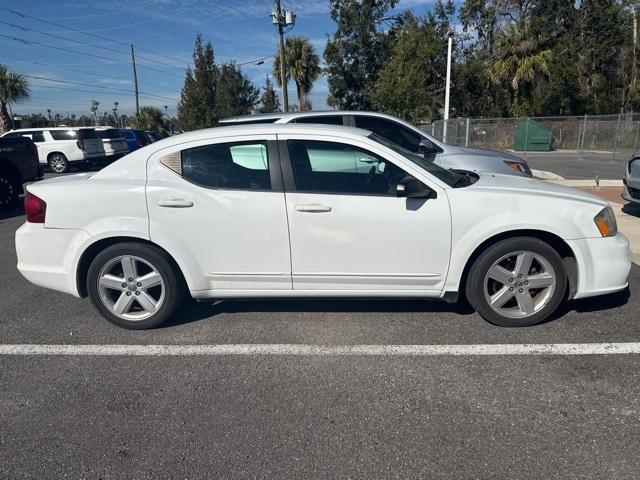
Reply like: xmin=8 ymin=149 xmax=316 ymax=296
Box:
xmin=0 ymin=64 xmax=30 ymax=134
xmin=273 ymin=36 xmax=321 ymax=111
xmin=132 ymin=106 xmax=166 ymax=133
xmin=488 ymin=23 xmax=551 ymax=117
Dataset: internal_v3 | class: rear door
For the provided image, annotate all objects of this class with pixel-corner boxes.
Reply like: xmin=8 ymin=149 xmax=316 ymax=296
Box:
xmin=146 ymin=134 xmax=292 ymax=292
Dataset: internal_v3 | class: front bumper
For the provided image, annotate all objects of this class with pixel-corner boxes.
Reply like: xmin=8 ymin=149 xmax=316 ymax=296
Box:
xmin=622 ymin=178 xmax=640 ymax=204
xmin=15 ymin=223 xmax=89 ymax=298
xmin=567 ymin=233 xmax=631 ymax=299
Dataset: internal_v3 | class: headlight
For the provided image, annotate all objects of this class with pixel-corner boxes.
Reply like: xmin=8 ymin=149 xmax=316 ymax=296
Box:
xmin=594 ymin=207 xmax=617 ymax=237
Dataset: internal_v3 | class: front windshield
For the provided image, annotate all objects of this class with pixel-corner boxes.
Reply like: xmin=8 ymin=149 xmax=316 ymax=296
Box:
xmin=368 ymin=132 xmax=462 ymax=187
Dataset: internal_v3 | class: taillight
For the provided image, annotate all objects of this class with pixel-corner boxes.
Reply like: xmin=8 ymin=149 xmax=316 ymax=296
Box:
xmin=25 ymin=192 xmax=46 ymax=223
xmin=76 ymin=139 xmax=85 ymax=150
xmin=29 ymin=142 xmax=38 ymax=157
xmin=135 ymin=138 xmax=143 ymax=147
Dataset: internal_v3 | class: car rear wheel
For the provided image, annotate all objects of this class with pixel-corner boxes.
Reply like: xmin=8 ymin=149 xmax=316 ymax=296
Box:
xmin=48 ymin=153 xmax=69 ymax=174
xmin=465 ymin=237 xmax=567 ymax=327
xmin=0 ymin=172 xmax=20 ymax=210
xmin=87 ymin=243 xmax=184 ymax=329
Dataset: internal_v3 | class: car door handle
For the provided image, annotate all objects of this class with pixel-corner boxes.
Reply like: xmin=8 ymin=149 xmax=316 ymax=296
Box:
xmin=295 ymin=204 xmax=332 ymax=213
xmin=157 ymin=199 xmax=194 ymax=208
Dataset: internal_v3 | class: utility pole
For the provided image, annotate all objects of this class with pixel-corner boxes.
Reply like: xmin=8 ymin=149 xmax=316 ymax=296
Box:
xmin=443 ymin=30 xmax=453 ymax=144
xmin=272 ymin=0 xmax=295 ymax=112
xmin=130 ymin=44 xmax=140 ymax=116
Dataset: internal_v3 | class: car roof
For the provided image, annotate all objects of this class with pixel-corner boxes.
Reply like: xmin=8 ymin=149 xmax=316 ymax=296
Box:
xmin=7 ymin=127 xmax=93 ymax=132
xmin=219 ymin=110 xmax=412 ymax=124
xmin=144 ymin=123 xmax=372 ymax=148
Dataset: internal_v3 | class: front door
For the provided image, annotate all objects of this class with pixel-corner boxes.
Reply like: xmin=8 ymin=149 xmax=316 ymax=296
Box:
xmin=279 ymin=137 xmax=451 ymax=293
xmin=146 ymin=135 xmax=292 ymax=292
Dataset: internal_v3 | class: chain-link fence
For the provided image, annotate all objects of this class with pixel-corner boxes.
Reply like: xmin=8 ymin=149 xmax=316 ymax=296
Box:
xmin=420 ymin=114 xmax=640 ymax=180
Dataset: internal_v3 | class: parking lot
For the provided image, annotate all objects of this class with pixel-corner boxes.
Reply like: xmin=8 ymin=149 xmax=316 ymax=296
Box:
xmin=1 ymin=199 xmax=640 ymax=478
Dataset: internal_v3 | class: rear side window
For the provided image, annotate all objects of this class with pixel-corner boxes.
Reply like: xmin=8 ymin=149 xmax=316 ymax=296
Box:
xmin=181 ymin=141 xmax=271 ymax=190
xmin=293 ymin=115 xmax=344 ymax=125
xmin=20 ymin=131 xmax=46 ymax=143
xmin=354 ymin=116 xmax=422 ymax=153
xmin=49 ymin=130 xmax=77 ymax=141
xmin=77 ymin=129 xmax=98 ymax=140
xmin=97 ymin=129 xmax=122 ymax=139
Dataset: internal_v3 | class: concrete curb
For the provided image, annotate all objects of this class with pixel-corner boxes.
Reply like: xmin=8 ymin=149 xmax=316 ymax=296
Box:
xmin=532 ymin=169 xmax=565 ymax=181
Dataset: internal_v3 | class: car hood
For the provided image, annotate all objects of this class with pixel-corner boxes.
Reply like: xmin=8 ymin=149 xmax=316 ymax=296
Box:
xmin=465 ymin=172 xmax=608 ymax=207
xmin=444 ymin=145 xmax=526 ymax=163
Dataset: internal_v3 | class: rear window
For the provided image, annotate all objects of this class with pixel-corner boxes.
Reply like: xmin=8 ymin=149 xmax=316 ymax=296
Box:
xmin=121 ymin=130 xmax=135 ymax=139
xmin=293 ymin=115 xmax=344 ymax=125
xmin=97 ymin=129 xmax=123 ymax=139
xmin=49 ymin=130 xmax=77 ymax=141
xmin=77 ymin=129 xmax=98 ymax=140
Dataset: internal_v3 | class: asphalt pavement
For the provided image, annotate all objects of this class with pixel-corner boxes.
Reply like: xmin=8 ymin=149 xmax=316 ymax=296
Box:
xmin=524 ymin=150 xmax=631 ymax=180
xmin=2 ymin=205 xmax=640 ymax=478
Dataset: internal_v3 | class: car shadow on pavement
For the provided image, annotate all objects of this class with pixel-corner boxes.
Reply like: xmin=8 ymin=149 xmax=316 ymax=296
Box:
xmin=0 ymin=204 xmax=24 ymax=222
xmin=161 ymin=297 xmax=477 ymax=329
xmin=161 ymin=288 xmax=631 ymax=329
xmin=622 ymin=203 xmax=640 ymax=218
xmin=544 ymin=287 xmax=631 ymax=324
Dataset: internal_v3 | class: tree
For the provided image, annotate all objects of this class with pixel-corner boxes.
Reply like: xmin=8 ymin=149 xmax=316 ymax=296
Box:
xmin=131 ymin=106 xmax=166 ymax=133
xmin=488 ymin=22 xmax=552 ymax=116
xmin=273 ymin=36 xmax=321 ymax=111
xmin=324 ymin=0 xmax=399 ymax=110
xmin=0 ymin=64 xmax=30 ymax=134
xmin=178 ymin=34 xmax=218 ymax=131
xmin=215 ymin=63 xmax=259 ymax=119
xmin=259 ymin=76 xmax=280 ymax=113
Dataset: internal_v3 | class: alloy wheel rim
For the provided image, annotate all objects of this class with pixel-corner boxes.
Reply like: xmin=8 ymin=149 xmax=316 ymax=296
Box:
xmin=50 ymin=156 xmax=66 ymax=173
xmin=97 ymin=255 xmax=165 ymax=321
xmin=483 ymin=250 xmax=556 ymax=319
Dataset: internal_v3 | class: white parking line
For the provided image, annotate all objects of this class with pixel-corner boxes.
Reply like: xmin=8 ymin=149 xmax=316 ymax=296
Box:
xmin=0 ymin=343 xmax=640 ymax=356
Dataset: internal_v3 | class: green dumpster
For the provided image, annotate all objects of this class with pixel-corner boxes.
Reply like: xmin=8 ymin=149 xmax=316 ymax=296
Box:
xmin=513 ymin=119 xmax=552 ymax=151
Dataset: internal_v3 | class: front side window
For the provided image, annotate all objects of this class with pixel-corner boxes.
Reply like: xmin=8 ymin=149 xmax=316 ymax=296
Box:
xmin=181 ymin=141 xmax=270 ymax=190
xmin=287 ymin=140 xmax=410 ymax=195
xmin=354 ymin=116 xmax=422 ymax=153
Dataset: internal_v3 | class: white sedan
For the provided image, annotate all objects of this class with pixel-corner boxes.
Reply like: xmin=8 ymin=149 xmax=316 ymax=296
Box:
xmin=16 ymin=124 xmax=631 ymax=329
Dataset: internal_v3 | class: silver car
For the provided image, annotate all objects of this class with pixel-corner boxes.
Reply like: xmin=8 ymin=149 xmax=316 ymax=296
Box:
xmin=220 ymin=111 xmax=532 ymax=177
xmin=622 ymin=152 xmax=640 ymax=204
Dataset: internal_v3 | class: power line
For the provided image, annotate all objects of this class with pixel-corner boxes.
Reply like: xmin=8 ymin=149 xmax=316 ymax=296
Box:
xmin=0 ymin=19 xmax=187 ymax=72
xmin=26 ymin=75 xmax=179 ymax=102
xmin=30 ymin=83 xmax=177 ymax=104
xmin=0 ymin=6 xmax=192 ymax=68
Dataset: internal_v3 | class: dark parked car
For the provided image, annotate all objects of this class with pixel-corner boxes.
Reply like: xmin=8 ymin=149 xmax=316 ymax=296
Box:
xmin=0 ymin=136 xmax=43 ymax=209
xmin=119 ymin=129 xmax=151 ymax=152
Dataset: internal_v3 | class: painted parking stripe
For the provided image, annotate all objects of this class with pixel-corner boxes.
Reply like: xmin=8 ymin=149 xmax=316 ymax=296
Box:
xmin=0 ymin=343 xmax=640 ymax=356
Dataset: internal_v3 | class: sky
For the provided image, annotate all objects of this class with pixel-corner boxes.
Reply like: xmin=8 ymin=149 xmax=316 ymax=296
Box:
xmin=0 ymin=0 xmax=438 ymax=118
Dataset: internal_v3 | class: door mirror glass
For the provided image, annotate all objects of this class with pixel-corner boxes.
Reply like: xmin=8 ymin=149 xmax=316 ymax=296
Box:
xmin=396 ymin=176 xmax=435 ymax=199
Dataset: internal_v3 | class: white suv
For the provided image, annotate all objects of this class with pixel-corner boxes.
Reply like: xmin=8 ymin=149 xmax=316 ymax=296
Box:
xmin=1 ymin=127 xmax=105 ymax=173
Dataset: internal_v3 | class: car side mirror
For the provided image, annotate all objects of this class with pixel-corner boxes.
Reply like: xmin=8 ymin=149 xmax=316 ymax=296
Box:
xmin=396 ymin=176 xmax=436 ymax=199
xmin=418 ymin=139 xmax=438 ymax=155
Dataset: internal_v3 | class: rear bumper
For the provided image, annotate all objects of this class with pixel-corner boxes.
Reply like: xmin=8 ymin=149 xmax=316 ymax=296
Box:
xmin=568 ymin=234 xmax=631 ymax=299
xmin=15 ymin=223 xmax=89 ymax=298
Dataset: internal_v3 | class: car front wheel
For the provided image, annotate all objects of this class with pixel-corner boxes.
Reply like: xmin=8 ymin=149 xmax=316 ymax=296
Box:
xmin=0 ymin=172 xmax=20 ymax=210
xmin=87 ymin=243 xmax=184 ymax=329
xmin=465 ymin=237 xmax=567 ymax=327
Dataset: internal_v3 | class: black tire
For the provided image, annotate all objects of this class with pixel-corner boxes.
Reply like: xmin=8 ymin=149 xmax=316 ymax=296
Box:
xmin=0 ymin=171 xmax=20 ymax=210
xmin=48 ymin=153 xmax=69 ymax=174
xmin=87 ymin=242 xmax=185 ymax=329
xmin=465 ymin=237 xmax=567 ymax=327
